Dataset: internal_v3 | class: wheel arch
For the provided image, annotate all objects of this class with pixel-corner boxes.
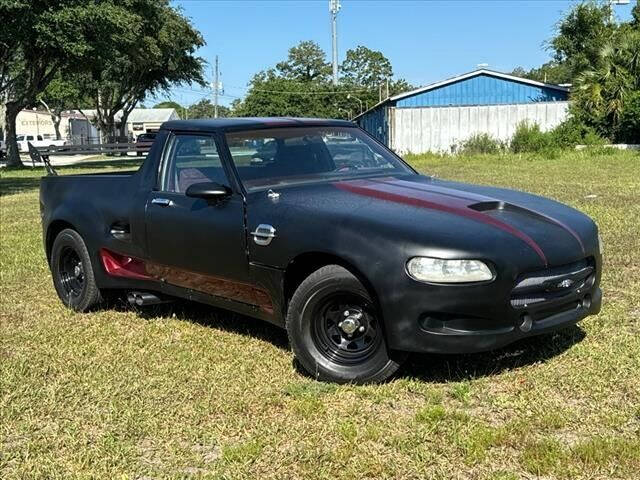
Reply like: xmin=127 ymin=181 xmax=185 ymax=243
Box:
xmin=46 ymin=219 xmax=77 ymax=264
xmin=282 ymin=252 xmax=382 ymax=317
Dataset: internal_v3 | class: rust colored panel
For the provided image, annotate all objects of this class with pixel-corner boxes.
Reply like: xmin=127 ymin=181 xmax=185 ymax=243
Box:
xmin=100 ymin=248 xmax=274 ymax=314
xmin=145 ymin=261 xmax=274 ymax=314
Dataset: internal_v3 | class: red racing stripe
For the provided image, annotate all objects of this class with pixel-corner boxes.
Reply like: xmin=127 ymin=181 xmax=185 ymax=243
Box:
xmin=379 ymin=178 xmax=585 ymax=254
xmin=334 ymin=180 xmax=548 ymax=265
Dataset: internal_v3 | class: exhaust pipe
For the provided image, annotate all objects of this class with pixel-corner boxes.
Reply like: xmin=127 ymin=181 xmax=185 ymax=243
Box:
xmin=127 ymin=291 xmax=171 ymax=306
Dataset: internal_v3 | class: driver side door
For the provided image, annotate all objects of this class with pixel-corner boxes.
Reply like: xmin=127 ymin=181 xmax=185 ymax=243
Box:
xmin=144 ymin=133 xmax=254 ymax=305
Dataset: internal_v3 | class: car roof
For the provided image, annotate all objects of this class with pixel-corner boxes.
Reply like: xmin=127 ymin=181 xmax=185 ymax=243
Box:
xmin=161 ymin=117 xmax=356 ymax=133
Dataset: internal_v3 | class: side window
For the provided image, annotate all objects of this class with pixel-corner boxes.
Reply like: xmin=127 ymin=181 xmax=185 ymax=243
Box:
xmin=37 ymin=135 xmax=43 ymax=141
xmin=16 ymin=135 xmax=24 ymax=141
xmin=27 ymin=135 xmax=34 ymax=141
xmin=159 ymin=134 xmax=228 ymax=193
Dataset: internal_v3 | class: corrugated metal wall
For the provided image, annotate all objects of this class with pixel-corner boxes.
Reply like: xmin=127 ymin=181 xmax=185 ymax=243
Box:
xmin=396 ymin=74 xmax=567 ymax=108
xmin=390 ymin=102 xmax=569 ymax=154
xmin=356 ymin=106 xmax=388 ymax=145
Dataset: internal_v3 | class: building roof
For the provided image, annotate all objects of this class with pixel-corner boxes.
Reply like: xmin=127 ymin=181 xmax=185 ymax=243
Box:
xmin=161 ymin=117 xmax=355 ymax=131
xmin=353 ymin=69 xmax=570 ymax=120
xmin=81 ymin=108 xmax=178 ymax=123
xmin=128 ymin=108 xmax=178 ymax=123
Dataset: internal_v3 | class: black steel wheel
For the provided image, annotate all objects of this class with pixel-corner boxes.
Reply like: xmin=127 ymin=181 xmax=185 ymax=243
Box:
xmin=311 ymin=293 xmax=382 ymax=366
xmin=286 ymin=265 xmax=406 ymax=384
xmin=51 ymin=228 xmax=103 ymax=311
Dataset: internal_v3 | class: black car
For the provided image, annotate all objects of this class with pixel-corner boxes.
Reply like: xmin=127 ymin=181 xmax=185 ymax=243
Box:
xmin=40 ymin=118 xmax=602 ymax=383
xmin=135 ymin=132 xmax=157 ymax=156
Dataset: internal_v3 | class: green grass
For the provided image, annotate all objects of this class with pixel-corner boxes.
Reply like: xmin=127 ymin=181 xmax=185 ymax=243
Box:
xmin=2 ymin=150 xmax=640 ymax=479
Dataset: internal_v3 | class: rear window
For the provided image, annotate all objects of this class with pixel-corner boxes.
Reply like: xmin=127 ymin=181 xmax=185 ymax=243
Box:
xmin=225 ymin=126 xmax=411 ymax=191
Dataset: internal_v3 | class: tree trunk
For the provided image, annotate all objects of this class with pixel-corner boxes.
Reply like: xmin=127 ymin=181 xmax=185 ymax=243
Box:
xmin=5 ymin=102 xmax=24 ymax=168
xmin=52 ymin=113 xmax=62 ymax=140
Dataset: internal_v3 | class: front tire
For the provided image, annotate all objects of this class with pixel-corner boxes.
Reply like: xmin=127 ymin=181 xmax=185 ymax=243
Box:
xmin=286 ymin=265 xmax=406 ymax=384
xmin=51 ymin=228 xmax=103 ymax=312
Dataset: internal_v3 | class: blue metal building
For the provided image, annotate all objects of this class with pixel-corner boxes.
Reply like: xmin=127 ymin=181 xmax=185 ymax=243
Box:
xmin=355 ymin=69 xmax=570 ymax=149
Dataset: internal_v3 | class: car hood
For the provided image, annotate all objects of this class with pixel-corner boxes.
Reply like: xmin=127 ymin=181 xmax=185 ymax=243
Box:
xmin=253 ymin=173 xmax=598 ymax=269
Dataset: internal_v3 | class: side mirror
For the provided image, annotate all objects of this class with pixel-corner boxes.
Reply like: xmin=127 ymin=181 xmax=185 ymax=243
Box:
xmin=185 ymin=182 xmax=232 ymax=200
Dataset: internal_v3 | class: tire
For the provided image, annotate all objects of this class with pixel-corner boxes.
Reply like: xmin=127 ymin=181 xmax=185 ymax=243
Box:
xmin=51 ymin=228 xmax=103 ymax=312
xmin=286 ymin=265 xmax=406 ymax=384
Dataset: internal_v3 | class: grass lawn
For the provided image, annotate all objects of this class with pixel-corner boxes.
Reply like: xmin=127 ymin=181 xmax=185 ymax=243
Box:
xmin=1 ymin=150 xmax=639 ymax=479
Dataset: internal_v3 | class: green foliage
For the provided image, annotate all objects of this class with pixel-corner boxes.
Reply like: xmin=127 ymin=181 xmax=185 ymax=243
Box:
xmin=509 ymin=119 xmax=606 ymax=153
xmin=548 ymin=116 xmax=605 ymax=148
xmin=187 ymin=98 xmax=230 ymax=119
xmin=551 ymin=1 xmax=616 ymax=79
xmin=511 ymin=61 xmax=572 ymax=84
xmin=616 ymin=91 xmax=640 ymax=143
xmin=0 ymin=0 xmax=147 ymax=165
xmin=79 ymin=0 xmax=205 ymax=139
xmin=275 ymin=40 xmax=331 ymax=83
xmin=340 ymin=45 xmax=393 ymax=87
xmin=510 ymin=122 xmax=552 ymax=153
xmin=458 ymin=134 xmax=504 ymax=155
xmin=234 ymin=41 xmax=412 ymax=119
xmin=153 ymin=101 xmax=183 ymax=111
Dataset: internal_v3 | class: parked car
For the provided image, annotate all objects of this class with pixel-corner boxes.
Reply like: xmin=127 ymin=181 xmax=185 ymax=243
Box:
xmin=40 ymin=118 xmax=602 ymax=383
xmin=135 ymin=132 xmax=157 ymax=156
xmin=16 ymin=134 xmax=66 ymax=152
xmin=0 ymin=138 xmax=5 ymax=158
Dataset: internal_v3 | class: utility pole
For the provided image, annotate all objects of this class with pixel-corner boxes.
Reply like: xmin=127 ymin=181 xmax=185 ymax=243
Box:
xmin=330 ymin=0 xmax=341 ymax=86
xmin=213 ymin=55 xmax=219 ymax=118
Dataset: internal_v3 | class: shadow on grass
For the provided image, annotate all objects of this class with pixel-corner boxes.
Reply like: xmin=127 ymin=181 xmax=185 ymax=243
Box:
xmin=0 ymin=176 xmax=42 ymax=196
xmin=112 ymin=296 xmax=290 ymax=350
xmin=401 ymin=325 xmax=585 ymax=382
xmin=113 ymin=294 xmax=585 ymax=382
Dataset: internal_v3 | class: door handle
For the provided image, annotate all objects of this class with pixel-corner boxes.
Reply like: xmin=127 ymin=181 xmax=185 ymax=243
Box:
xmin=151 ymin=198 xmax=173 ymax=207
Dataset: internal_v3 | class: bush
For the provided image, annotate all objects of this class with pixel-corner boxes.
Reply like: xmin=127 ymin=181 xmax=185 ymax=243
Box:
xmin=510 ymin=119 xmax=606 ymax=154
xmin=510 ymin=122 xmax=552 ymax=153
xmin=616 ymin=92 xmax=640 ymax=144
xmin=458 ymin=133 xmax=504 ymax=155
xmin=550 ymin=117 xmax=606 ymax=148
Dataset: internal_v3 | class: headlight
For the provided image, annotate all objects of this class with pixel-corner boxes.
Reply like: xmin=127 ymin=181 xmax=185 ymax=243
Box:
xmin=406 ymin=257 xmax=493 ymax=283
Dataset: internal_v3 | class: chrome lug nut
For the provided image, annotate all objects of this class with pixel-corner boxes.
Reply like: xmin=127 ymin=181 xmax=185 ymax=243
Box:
xmin=343 ymin=310 xmax=350 ymax=317
xmin=358 ymin=326 xmax=365 ymax=332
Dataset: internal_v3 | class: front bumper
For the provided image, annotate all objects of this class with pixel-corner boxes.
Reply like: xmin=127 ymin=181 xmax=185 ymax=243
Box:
xmin=380 ymin=255 xmax=602 ymax=354
xmin=405 ymin=287 xmax=601 ymax=354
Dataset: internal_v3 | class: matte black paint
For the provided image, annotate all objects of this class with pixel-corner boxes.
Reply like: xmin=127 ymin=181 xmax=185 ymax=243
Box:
xmin=40 ymin=118 xmax=602 ymax=354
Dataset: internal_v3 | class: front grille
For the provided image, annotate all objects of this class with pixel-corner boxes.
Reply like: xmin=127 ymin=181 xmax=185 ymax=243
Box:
xmin=510 ymin=258 xmax=595 ymax=309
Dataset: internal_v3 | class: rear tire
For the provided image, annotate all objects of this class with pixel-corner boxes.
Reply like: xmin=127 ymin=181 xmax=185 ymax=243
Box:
xmin=286 ymin=265 xmax=406 ymax=384
xmin=51 ymin=228 xmax=103 ymax=312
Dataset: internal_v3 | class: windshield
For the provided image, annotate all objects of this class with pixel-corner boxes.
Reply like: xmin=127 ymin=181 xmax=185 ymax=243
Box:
xmin=225 ymin=126 xmax=413 ymax=191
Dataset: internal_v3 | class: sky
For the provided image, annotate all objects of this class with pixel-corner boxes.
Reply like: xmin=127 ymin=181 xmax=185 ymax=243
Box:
xmin=151 ymin=0 xmax=636 ymax=108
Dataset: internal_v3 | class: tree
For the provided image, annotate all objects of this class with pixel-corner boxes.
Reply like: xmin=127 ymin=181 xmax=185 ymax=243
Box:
xmin=153 ymin=101 xmax=183 ymax=110
xmin=573 ymin=26 xmax=640 ymax=139
xmin=511 ymin=62 xmax=572 ymax=84
xmin=276 ymin=41 xmax=331 ymax=83
xmin=235 ymin=41 xmax=412 ymax=119
xmin=550 ymin=1 xmax=615 ymax=81
xmin=187 ymin=98 xmax=230 ymax=119
xmin=80 ymin=1 xmax=205 ymax=141
xmin=38 ymin=74 xmax=86 ymax=140
xmin=154 ymin=101 xmax=187 ymax=119
xmin=341 ymin=46 xmax=393 ymax=87
xmin=0 ymin=0 xmax=137 ymax=166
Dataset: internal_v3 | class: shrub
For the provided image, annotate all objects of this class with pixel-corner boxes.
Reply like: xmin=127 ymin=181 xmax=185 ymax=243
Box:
xmin=616 ymin=92 xmax=640 ymax=144
xmin=510 ymin=122 xmax=552 ymax=153
xmin=549 ymin=117 xmax=606 ymax=148
xmin=458 ymin=133 xmax=504 ymax=155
